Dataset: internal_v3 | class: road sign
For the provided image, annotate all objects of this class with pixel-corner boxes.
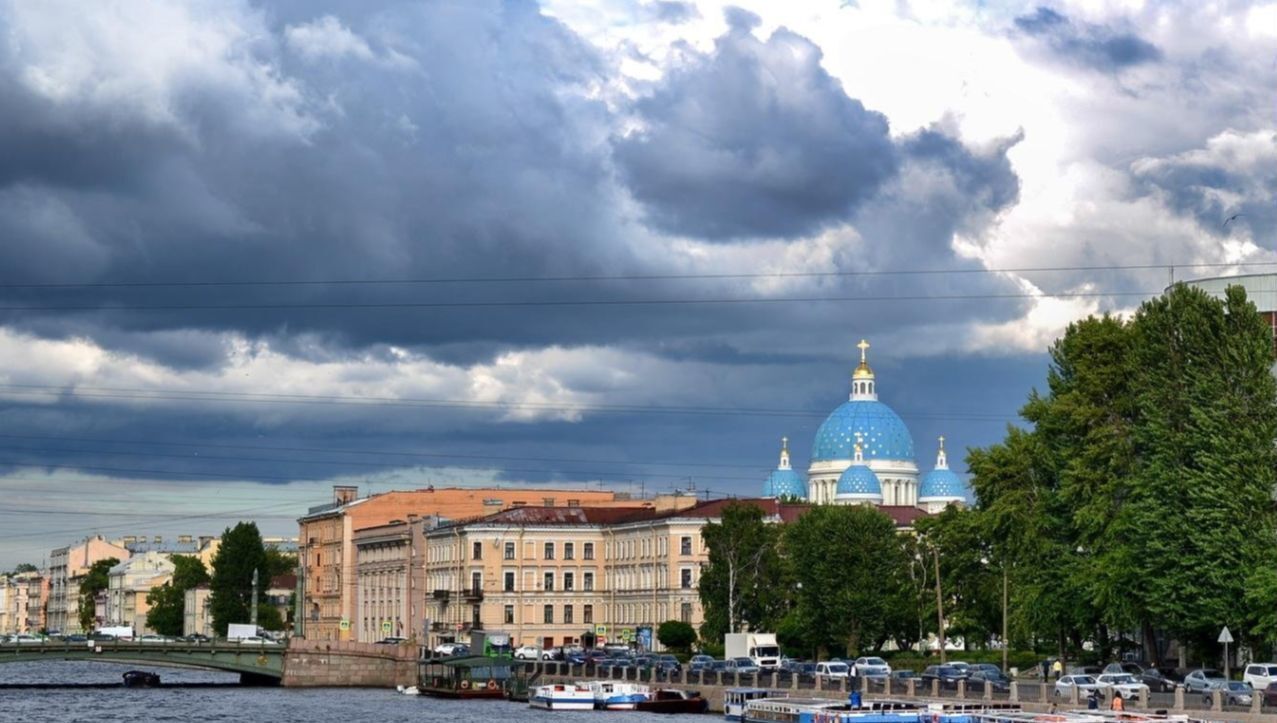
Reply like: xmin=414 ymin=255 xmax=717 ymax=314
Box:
xmin=595 ymin=625 xmax=608 ymax=635
xmin=338 ymin=619 xmax=350 ymax=631
xmin=381 ymin=621 xmax=392 ymax=634
xmin=1219 ymin=626 xmax=1234 ymax=644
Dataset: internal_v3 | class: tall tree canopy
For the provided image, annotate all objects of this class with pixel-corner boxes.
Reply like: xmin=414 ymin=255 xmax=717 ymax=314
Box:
xmin=698 ymin=503 xmax=787 ymax=642
xmin=208 ymin=522 xmax=269 ymax=636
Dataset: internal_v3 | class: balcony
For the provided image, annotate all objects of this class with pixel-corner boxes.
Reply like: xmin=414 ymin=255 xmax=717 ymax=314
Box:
xmin=463 ymin=586 xmax=484 ymax=602
xmin=432 ymin=589 xmax=450 ymax=601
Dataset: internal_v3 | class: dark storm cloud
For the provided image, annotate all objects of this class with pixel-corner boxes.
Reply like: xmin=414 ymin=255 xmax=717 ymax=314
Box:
xmin=613 ymin=11 xmax=898 ymax=240
xmin=1013 ymin=6 xmax=1162 ymax=72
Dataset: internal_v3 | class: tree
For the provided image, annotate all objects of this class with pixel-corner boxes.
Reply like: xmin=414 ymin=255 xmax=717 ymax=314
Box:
xmin=12 ymin=563 xmax=37 ymax=574
xmin=145 ymin=556 xmax=210 ymax=637
xmin=209 ymin=522 xmax=269 ymax=636
xmin=264 ymin=547 xmax=297 ymax=581
xmin=784 ymin=505 xmax=907 ymax=656
xmin=78 ymin=557 xmax=119 ymax=632
xmin=698 ymin=503 xmax=786 ymax=642
xmin=657 ymin=620 xmax=697 ymax=653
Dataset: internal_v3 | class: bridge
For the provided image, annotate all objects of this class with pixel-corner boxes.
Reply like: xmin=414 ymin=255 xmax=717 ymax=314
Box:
xmin=0 ymin=641 xmax=284 ymax=684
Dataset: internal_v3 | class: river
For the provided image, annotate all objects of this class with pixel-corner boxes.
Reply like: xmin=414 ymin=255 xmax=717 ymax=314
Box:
xmin=0 ymin=661 xmax=713 ymax=723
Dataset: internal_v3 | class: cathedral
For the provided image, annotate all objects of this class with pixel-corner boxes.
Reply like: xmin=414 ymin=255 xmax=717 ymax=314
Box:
xmin=763 ymin=340 xmax=970 ymax=513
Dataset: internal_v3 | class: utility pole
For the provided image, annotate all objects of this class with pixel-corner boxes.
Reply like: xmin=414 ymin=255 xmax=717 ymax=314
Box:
xmin=251 ymin=567 xmax=259 ymax=628
xmin=1002 ymin=565 xmax=1009 ymax=672
xmin=932 ymin=544 xmax=946 ymax=663
xmin=294 ymin=560 xmax=305 ymax=639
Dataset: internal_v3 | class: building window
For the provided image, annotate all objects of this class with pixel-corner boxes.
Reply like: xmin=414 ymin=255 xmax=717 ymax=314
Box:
xmin=472 ymin=571 xmax=482 ymax=594
xmin=543 ymin=497 xmax=556 ymax=507
xmin=512 ymin=501 xmax=526 ymax=507
xmin=472 ymin=541 xmax=482 ymax=560
xmin=564 ymin=605 xmax=574 ymax=624
xmin=564 ymin=572 xmax=574 ymax=591
xmin=567 ymin=499 xmax=580 ymax=507
xmin=543 ymin=572 xmax=554 ymax=591
xmin=583 ymin=572 xmax=594 ymax=591
xmin=504 ymin=542 xmax=515 ymax=560
xmin=564 ymin=542 xmax=574 ymax=560
xmin=544 ymin=542 xmax=554 ymax=559
xmin=680 ymin=536 xmax=692 ymax=556
xmin=680 ymin=569 xmax=692 ymax=589
xmin=504 ymin=572 xmax=515 ymax=592
xmin=681 ymin=603 xmax=692 ymax=623
xmin=504 ymin=605 xmax=515 ymax=624
xmin=472 ymin=605 xmax=482 ymax=626
xmin=583 ymin=605 xmax=593 ymax=624
xmin=583 ymin=542 xmax=594 ymax=560
xmin=543 ymin=605 xmax=554 ymax=624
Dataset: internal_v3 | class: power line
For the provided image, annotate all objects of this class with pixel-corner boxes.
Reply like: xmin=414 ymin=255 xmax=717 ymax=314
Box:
xmin=0 ymin=499 xmax=305 ymax=542
xmin=0 ymin=383 xmax=1016 ymax=421
xmin=0 ymin=289 xmax=1156 ymax=312
xmin=0 ymin=259 xmax=1266 ymax=289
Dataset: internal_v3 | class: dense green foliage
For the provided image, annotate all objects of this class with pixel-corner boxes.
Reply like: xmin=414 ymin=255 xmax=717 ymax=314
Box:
xmin=78 ymin=557 xmax=119 ymax=632
xmin=697 ymin=503 xmax=787 ymax=641
xmin=12 ymin=563 xmax=37 ymax=574
xmin=208 ymin=522 xmax=269 ymax=636
xmin=145 ymin=556 xmax=210 ymax=637
xmin=970 ymin=284 xmax=1277 ymax=663
xmin=657 ymin=620 xmax=697 ymax=653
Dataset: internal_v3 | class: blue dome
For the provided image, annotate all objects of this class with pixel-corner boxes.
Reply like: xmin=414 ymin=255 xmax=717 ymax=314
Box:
xmin=835 ymin=464 xmax=882 ymax=498
xmin=764 ymin=469 xmax=808 ymax=498
xmin=812 ymin=400 xmax=915 ymax=462
xmin=919 ymin=467 xmax=968 ymax=501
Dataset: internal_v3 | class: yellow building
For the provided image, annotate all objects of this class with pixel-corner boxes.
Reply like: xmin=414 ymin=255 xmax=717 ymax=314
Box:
xmin=421 ymin=499 xmax=791 ymax=651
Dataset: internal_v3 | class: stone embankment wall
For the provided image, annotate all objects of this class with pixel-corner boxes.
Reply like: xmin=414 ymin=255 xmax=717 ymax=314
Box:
xmin=281 ymin=640 xmax=417 ymax=688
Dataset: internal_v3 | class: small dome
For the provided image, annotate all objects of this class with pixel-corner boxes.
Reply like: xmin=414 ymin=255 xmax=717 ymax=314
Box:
xmin=835 ymin=464 xmax=883 ymax=499
xmin=919 ymin=467 xmax=967 ymax=501
xmin=765 ymin=469 xmax=807 ymax=498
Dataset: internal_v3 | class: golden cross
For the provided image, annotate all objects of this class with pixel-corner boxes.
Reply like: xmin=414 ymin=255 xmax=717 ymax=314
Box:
xmin=857 ymin=339 xmax=870 ymax=363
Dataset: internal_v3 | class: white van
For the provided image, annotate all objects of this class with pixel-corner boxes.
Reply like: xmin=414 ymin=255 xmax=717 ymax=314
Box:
xmin=1244 ymin=664 xmax=1277 ymax=691
xmin=815 ymin=661 xmax=850 ymax=679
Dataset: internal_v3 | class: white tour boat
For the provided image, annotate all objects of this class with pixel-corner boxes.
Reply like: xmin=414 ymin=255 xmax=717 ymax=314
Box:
xmin=588 ymin=680 xmax=651 ymax=710
xmin=530 ymin=683 xmax=596 ymax=711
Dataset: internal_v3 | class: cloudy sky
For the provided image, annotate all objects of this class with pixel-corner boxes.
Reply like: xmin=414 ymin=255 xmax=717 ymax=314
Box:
xmin=0 ymin=0 xmax=1273 ymax=568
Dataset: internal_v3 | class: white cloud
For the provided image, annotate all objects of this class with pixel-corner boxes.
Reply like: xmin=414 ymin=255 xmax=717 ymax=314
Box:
xmin=285 ymin=16 xmax=375 ymax=62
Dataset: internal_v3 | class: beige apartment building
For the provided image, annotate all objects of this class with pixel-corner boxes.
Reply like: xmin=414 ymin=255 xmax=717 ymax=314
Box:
xmin=421 ymin=499 xmax=803 ymax=651
xmin=1 ymin=571 xmax=48 ymax=634
xmin=47 ymin=535 xmax=131 ymax=634
xmin=297 ymin=485 xmax=683 ymax=641
xmin=105 ymin=551 xmax=175 ymax=634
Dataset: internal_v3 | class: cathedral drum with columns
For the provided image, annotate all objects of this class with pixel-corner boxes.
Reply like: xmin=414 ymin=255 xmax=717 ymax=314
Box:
xmin=762 ymin=340 xmax=970 ymax=513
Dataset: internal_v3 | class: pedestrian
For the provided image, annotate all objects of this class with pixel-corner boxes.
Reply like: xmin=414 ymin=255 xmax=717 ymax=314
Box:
xmin=1052 ymin=659 xmax=1063 ymax=681
xmin=1111 ymin=694 xmax=1125 ymax=712
xmin=1087 ymin=691 xmax=1099 ymax=710
xmin=1041 ymin=660 xmax=1049 ymax=680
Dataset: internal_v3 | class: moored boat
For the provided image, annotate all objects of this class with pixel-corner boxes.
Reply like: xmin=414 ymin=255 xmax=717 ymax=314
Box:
xmin=747 ymin=697 xmax=1023 ymax=723
xmin=419 ymin=655 xmax=515 ymax=698
xmin=121 ymin=670 xmax=161 ymax=688
xmin=635 ymin=688 xmax=710 ymax=714
xmin=589 ymin=680 xmax=650 ymax=710
xmin=726 ymin=688 xmax=786 ymax=721
xmin=530 ymin=683 xmax=596 ymax=711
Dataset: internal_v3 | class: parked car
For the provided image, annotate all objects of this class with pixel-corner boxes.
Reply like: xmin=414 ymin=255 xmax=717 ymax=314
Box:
xmin=9 ymin=633 xmax=43 ymax=645
xmin=815 ymin=661 xmax=851 ymax=679
xmin=921 ymin=665 xmax=967 ymax=689
xmin=852 ymin=656 xmax=892 ymax=677
xmin=542 ymin=646 xmax=565 ymax=661
xmin=724 ymin=657 xmax=761 ymax=675
xmin=1095 ymin=673 xmax=1150 ymax=700
xmin=707 ymin=659 xmax=729 ymax=674
xmin=689 ymin=655 xmax=715 ymax=673
xmin=1245 ymin=664 xmax=1277 ymax=692
xmin=137 ymin=634 xmax=169 ymax=644
xmin=653 ymin=654 xmax=682 ymax=674
xmin=1054 ymin=675 xmax=1103 ymax=699
xmin=891 ymin=670 xmax=918 ymax=680
xmin=375 ymin=637 xmax=407 ymax=645
xmin=948 ymin=661 xmax=971 ymax=676
xmin=64 ymin=634 xmax=88 ymax=643
xmin=513 ymin=644 xmax=541 ymax=659
xmin=1183 ymin=669 xmax=1227 ymax=694
xmin=1104 ymin=662 xmax=1146 ymax=676
xmin=1067 ymin=665 xmax=1105 ymax=676
xmin=237 ymin=636 xmax=279 ymax=646
xmin=967 ymin=669 xmax=1011 ymax=693
xmin=564 ymin=650 xmax=588 ymax=665
xmin=1140 ymin=667 xmax=1181 ymax=693
xmin=970 ymin=663 xmax=1004 ymax=676
xmin=1261 ymin=682 xmax=1277 ymax=708
xmin=432 ymin=642 xmax=468 ymax=656
xmin=1204 ymin=680 xmax=1253 ymax=706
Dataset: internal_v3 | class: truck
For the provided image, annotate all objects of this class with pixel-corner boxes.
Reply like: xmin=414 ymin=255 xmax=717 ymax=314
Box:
xmin=226 ymin=623 xmax=259 ymax=641
xmin=469 ymin=630 xmax=512 ymax=657
xmin=94 ymin=626 xmax=135 ymax=640
xmin=725 ymin=632 xmax=781 ymax=670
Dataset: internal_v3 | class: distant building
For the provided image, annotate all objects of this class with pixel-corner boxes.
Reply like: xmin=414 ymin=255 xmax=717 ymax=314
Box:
xmin=1183 ymin=274 xmax=1277 ymax=357
xmin=105 ymin=551 xmax=175 ymax=634
xmin=420 ymin=499 xmax=832 ymax=652
xmin=298 ymin=485 xmax=694 ymax=641
xmin=0 ymin=571 xmax=47 ymax=634
xmin=183 ymin=585 xmax=213 ymax=638
xmin=47 ymin=535 xmax=131 ymax=634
